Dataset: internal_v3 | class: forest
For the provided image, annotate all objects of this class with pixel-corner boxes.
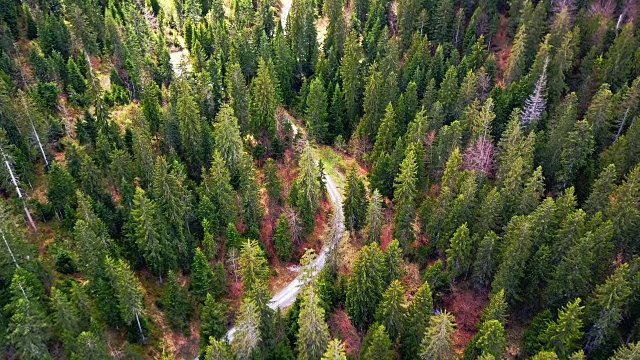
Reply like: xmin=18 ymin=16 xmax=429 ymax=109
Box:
xmin=0 ymin=0 xmax=639 ymax=359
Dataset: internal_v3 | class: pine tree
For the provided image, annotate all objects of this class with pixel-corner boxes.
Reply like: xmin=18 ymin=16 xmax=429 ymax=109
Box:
xmin=363 ymin=324 xmax=394 ymax=360
xmin=322 ymin=339 xmax=347 ymax=360
xmin=287 ymin=0 xmax=318 ymax=78
xmin=343 ymin=165 xmax=367 ymax=234
xmin=346 ymin=243 xmax=386 ymax=328
xmin=446 ymin=223 xmax=473 ymax=279
xmin=297 ymin=287 xmax=330 ymax=360
xmin=376 ymin=280 xmax=406 ymax=342
xmin=162 ymin=270 xmax=190 ymax=332
xmin=130 ymin=186 xmax=174 ymax=281
xmin=393 ymin=149 xmax=418 ymax=249
xmin=476 ymin=320 xmax=506 ymax=359
xmin=274 ymin=214 xmax=294 ymax=262
xmin=191 ymin=248 xmax=214 ymax=302
xmin=539 ymin=298 xmax=584 ymax=358
xmin=250 ymin=59 xmax=278 ymax=140
xmin=200 ymin=293 xmax=227 ymax=354
xmin=419 ymin=310 xmax=456 ymax=360
xmin=306 ymin=77 xmax=329 ymax=143
xmin=232 ymin=298 xmax=261 ymax=360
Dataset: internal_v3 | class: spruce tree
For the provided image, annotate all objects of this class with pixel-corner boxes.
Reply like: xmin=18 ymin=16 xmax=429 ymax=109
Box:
xmin=105 ymin=257 xmax=146 ymax=342
xmin=232 ymin=298 xmax=262 ymax=360
xmin=393 ymin=149 xmax=418 ymax=249
xmin=131 ymin=187 xmax=175 ymax=282
xmin=505 ymin=24 xmax=527 ymax=85
xmin=585 ymin=84 xmax=614 ymax=152
xmin=363 ymin=324 xmax=394 ymax=360
xmin=322 ymin=339 xmax=347 ymax=360
xmin=364 ymin=189 xmax=384 ymax=244
xmin=250 ymin=59 xmax=278 ymax=140
xmin=472 ymin=231 xmax=500 ymax=289
xmin=264 ymin=159 xmax=283 ymax=205
xmin=199 ymin=150 xmax=238 ymax=235
xmin=340 ymin=31 xmax=363 ymax=133
xmin=204 ymin=338 xmax=234 ymax=360
xmin=162 ymin=270 xmax=190 ymax=332
xmin=401 ymin=280 xmax=433 ymax=358
xmin=481 ymin=289 xmax=508 ymax=326
xmin=371 ymin=103 xmax=397 ymax=165
xmin=306 ymin=77 xmax=329 ymax=143
xmin=297 ymin=287 xmax=330 ymax=360
xmin=346 ymin=243 xmax=385 ymax=328
xmin=584 ymin=164 xmax=617 ymax=216
xmin=419 ymin=310 xmax=456 ymax=360
xmin=376 ymin=280 xmax=406 ymax=342
xmin=539 ymin=298 xmax=584 ymax=358
xmin=213 ymin=105 xmax=244 ymax=180
xmin=226 ymin=62 xmax=251 ymax=131
xmin=47 ymin=162 xmax=77 ymax=220
xmin=200 ymin=293 xmax=227 ymax=354
xmin=446 ymin=223 xmax=473 ymax=279
xmin=274 ymin=214 xmax=294 ymax=262
xmin=476 ymin=320 xmax=506 ymax=359
xmin=343 ymin=165 xmax=367 ymax=233
xmin=239 ymin=239 xmax=270 ymax=294
xmin=191 ymin=248 xmax=214 ymax=303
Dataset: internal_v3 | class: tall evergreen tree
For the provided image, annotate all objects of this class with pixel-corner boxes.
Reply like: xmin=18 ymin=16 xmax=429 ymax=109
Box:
xmin=343 ymin=165 xmax=367 ymax=233
xmin=346 ymin=243 xmax=385 ymax=328
xmin=393 ymin=149 xmax=418 ymax=249
xmin=363 ymin=324 xmax=394 ymax=360
xmin=250 ymin=59 xmax=278 ymax=141
xmin=419 ymin=310 xmax=456 ymax=360
xmin=539 ymin=298 xmax=584 ymax=358
xmin=376 ymin=280 xmax=406 ymax=341
xmin=364 ymin=189 xmax=384 ymax=244
xmin=306 ymin=77 xmax=329 ymax=143
xmin=232 ymin=298 xmax=262 ymax=360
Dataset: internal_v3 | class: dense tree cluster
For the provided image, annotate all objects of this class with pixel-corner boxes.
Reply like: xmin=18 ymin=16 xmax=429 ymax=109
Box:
xmin=0 ymin=0 xmax=639 ymax=358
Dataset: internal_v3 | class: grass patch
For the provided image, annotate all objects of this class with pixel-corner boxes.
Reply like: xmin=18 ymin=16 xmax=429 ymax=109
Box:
xmin=314 ymin=146 xmax=348 ymax=188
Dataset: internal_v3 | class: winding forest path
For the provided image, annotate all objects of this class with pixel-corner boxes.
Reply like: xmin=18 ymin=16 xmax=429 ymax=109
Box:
xmin=225 ymin=122 xmax=345 ymax=343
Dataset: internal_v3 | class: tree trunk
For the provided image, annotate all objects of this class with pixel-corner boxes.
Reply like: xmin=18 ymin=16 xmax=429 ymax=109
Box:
xmin=135 ymin=313 xmax=146 ymax=343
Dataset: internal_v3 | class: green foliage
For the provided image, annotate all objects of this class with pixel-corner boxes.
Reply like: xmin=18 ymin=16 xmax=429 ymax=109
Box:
xmin=539 ymin=298 xmax=585 ymax=358
xmin=343 ymin=165 xmax=367 ymax=233
xmin=363 ymin=324 xmax=394 ymax=360
xmin=393 ymin=149 xmax=418 ymax=249
xmin=306 ymin=77 xmax=329 ymax=143
xmin=162 ymin=270 xmax=191 ymax=332
xmin=419 ymin=310 xmax=456 ymax=360
xmin=376 ymin=280 xmax=405 ymax=341
xmin=274 ymin=214 xmax=294 ymax=262
xmin=346 ymin=243 xmax=385 ymax=329
xmin=200 ymin=293 xmax=227 ymax=354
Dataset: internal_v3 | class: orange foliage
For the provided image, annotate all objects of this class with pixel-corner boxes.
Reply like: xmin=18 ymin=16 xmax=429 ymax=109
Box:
xmin=329 ymin=310 xmax=362 ymax=357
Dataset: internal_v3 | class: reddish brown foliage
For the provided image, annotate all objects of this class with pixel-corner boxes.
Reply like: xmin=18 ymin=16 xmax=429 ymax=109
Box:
xmin=463 ymin=137 xmax=496 ymax=177
xmin=442 ymin=287 xmax=488 ymax=354
xmin=329 ymin=310 xmax=362 ymax=357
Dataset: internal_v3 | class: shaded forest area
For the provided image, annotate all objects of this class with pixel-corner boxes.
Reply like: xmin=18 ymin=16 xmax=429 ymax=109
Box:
xmin=0 ymin=0 xmax=640 ymax=359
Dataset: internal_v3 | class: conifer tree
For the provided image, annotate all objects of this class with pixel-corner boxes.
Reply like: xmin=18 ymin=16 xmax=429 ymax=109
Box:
xmin=226 ymin=62 xmax=251 ymax=131
xmin=446 ymin=223 xmax=473 ymax=279
xmin=297 ymin=286 xmax=330 ymax=360
xmin=306 ymin=77 xmax=329 ymax=143
xmin=364 ymin=324 xmax=394 ymax=360
xmin=505 ymin=24 xmax=527 ymax=85
xmin=481 ymin=289 xmax=508 ymax=326
xmin=106 ymin=257 xmax=146 ymax=342
xmin=47 ymin=162 xmax=77 ymax=220
xmin=238 ymin=153 xmax=264 ymax=233
xmin=401 ymin=280 xmax=433 ymax=358
xmin=324 ymin=0 xmax=346 ymax=58
xmin=476 ymin=320 xmax=506 ymax=359
xmin=73 ymin=331 xmax=110 ymax=360
xmin=204 ymin=338 xmax=234 ymax=360
xmin=364 ymin=189 xmax=384 ymax=244
xmin=250 ymin=59 xmax=278 ymax=140
xmin=200 ymin=293 xmax=227 ymax=353
xmin=239 ymin=239 xmax=270 ymax=294
xmin=419 ymin=310 xmax=456 ymax=360
xmin=393 ymin=149 xmax=418 ymax=249
xmin=610 ymin=342 xmax=640 ymax=360
xmin=213 ymin=104 xmax=245 ymax=180
xmin=175 ymin=78 xmax=205 ymax=175
xmin=274 ymin=214 xmax=294 ymax=262
xmin=264 ymin=159 xmax=283 ymax=205
xmin=232 ymin=298 xmax=261 ymax=360
xmin=539 ymin=298 xmax=584 ymax=358
xmin=346 ymin=243 xmax=385 ymax=328
xmin=131 ymin=187 xmax=175 ymax=282
xmin=585 ymin=84 xmax=614 ymax=152
xmin=438 ymin=66 xmax=459 ymax=121
xmin=472 ymin=231 xmax=499 ymax=289
xmin=292 ymin=146 xmax=322 ymax=234
xmin=557 ymin=120 xmax=595 ymax=189
xmin=191 ymin=248 xmax=214 ymax=302
xmin=607 ymin=164 xmax=640 ymax=252
xmin=340 ymin=31 xmax=363 ymax=133
xmin=584 ymin=164 xmax=617 ymax=216
xmin=371 ymin=103 xmax=397 ymax=165
xmin=376 ymin=280 xmax=406 ymax=341
xmin=162 ymin=270 xmax=190 ymax=332
xmin=199 ymin=150 xmax=237 ymax=234
xmin=343 ymin=165 xmax=367 ymax=233
xmin=287 ymin=0 xmax=318 ymax=78
xmin=322 ymin=339 xmax=347 ymax=360
xmin=584 ymin=264 xmax=632 ymax=353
